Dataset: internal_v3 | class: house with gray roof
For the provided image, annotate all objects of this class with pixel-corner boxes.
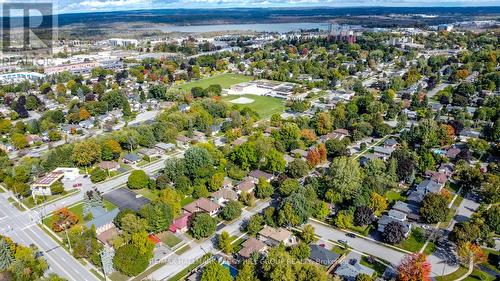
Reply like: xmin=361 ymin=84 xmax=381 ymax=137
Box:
xmin=309 ymin=244 xmax=341 ymax=267
xmin=377 ymin=215 xmax=411 ymax=237
xmin=335 ymin=258 xmax=375 ymax=281
xmin=415 ymin=180 xmax=443 ymax=195
xmin=85 ymin=206 xmax=120 ymax=234
xmin=123 ymin=153 xmax=141 ymax=164
xmin=392 ymin=201 xmax=421 ymax=221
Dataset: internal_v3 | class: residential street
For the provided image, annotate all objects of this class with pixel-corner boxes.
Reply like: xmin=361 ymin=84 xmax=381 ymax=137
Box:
xmin=148 ymin=199 xmax=271 ymax=280
xmin=0 ymin=190 xmax=100 ymax=281
xmin=306 ymin=220 xmax=459 ymax=277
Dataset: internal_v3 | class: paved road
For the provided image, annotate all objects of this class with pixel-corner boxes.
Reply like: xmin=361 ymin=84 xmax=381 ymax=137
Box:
xmin=307 ymin=220 xmax=458 ymax=277
xmin=0 ymin=191 xmax=99 ymax=281
xmin=149 ymin=199 xmax=271 ymax=280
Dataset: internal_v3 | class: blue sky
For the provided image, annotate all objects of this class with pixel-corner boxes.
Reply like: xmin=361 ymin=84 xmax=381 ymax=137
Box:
xmin=57 ymin=0 xmax=500 ymax=14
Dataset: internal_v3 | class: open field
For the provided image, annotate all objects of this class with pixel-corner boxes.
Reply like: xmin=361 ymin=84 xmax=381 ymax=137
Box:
xmin=177 ymin=73 xmax=252 ymax=91
xmin=223 ymin=94 xmax=286 ymax=119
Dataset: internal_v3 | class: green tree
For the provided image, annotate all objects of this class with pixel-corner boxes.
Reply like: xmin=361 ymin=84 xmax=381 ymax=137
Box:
xmin=334 ymin=210 xmax=353 ymax=229
xmin=191 ymin=213 xmax=217 ymax=239
xmin=113 ymin=244 xmax=150 ymax=276
xmin=420 ymin=193 xmax=448 ymax=224
xmin=255 ymin=178 xmax=274 ymax=199
xmin=300 ymin=224 xmax=317 ymax=244
xmin=72 ymin=140 xmax=101 ymax=167
xmin=127 ymin=170 xmax=150 ymax=189
xmin=101 ymin=139 xmax=122 ymax=160
xmin=262 ymin=246 xmax=295 ymax=281
xmin=327 ymin=157 xmax=363 ymax=201
xmin=0 ymin=238 xmax=13 ymax=270
xmin=201 ymin=261 xmax=232 ymax=281
xmin=11 ymin=133 xmax=28 ymax=149
xmin=236 ymin=260 xmax=258 ymax=281
xmin=287 ymin=159 xmax=309 ymax=178
xmin=279 ymin=178 xmax=300 ymax=197
xmin=208 ymin=172 xmax=225 ymax=192
xmin=263 ymin=149 xmax=286 ymax=173
xmin=218 ymin=231 xmax=233 ymax=254
xmin=158 ymin=188 xmax=182 ymax=216
xmin=184 ymin=146 xmax=213 ymax=179
xmin=120 ymin=214 xmax=148 ymax=234
xmin=220 ymin=200 xmax=242 ymax=221
xmin=246 ymin=214 xmax=264 ymax=236
xmin=140 ymin=202 xmax=173 ymax=233
xmin=230 ymin=142 xmax=258 ymax=170
xmin=90 ymin=168 xmax=107 ymax=183
xmin=290 ymin=242 xmax=311 ymax=260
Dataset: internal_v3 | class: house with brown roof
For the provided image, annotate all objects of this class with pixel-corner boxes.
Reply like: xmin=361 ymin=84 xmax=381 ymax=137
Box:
xmin=176 ymin=135 xmax=192 ymax=147
xmin=319 ymin=128 xmax=351 ymax=142
xmin=248 ymin=170 xmax=274 ymax=182
xmin=182 ymin=198 xmax=221 ymax=217
xmin=238 ymin=237 xmax=267 ymax=259
xmin=211 ymin=188 xmax=239 ymax=205
xmin=97 ymin=161 xmax=120 ymax=171
xmin=259 ymin=225 xmax=296 ymax=246
xmin=235 ymin=178 xmax=255 ymax=194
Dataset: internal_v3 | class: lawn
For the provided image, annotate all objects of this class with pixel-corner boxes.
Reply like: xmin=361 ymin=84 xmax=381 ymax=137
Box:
xmin=131 ymin=262 xmax=166 ymax=281
xmin=168 ymin=253 xmax=212 ymax=281
xmin=178 ymin=73 xmax=252 ymax=91
xmin=157 ymin=232 xmax=182 ymax=248
xmin=109 ymin=271 xmax=129 ymax=281
xmin=464 ymin=269 xmax=497 ymax=281
xmin=397 ymin=230 xmax=426 ymax=252
xmin=181 ymin=196 xmax=195 ymax=207
xmin=222 ymin=94 xmax=286 ymax=119
xmin=385 ymin=190 xmax=405 ymax=203
xmin=435 ymin=266 xmax=469 ymax=281
xmin=135 ymin=188 xmax=159 ymax=201
xmin=175 ymin=244 xmax=191 ymax=255
xmin=360 ymin=256 xmax=388 ymax=278
xmin=22 ymin=189 xmax=79 ymax=209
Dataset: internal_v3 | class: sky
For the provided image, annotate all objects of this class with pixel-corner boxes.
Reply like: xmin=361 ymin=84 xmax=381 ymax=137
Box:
xmin=47 ymin=0 xmax=500 ymax=14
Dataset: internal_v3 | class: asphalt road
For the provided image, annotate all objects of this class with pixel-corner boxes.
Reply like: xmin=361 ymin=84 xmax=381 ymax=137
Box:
xmin=0 ymin=192 xmax=99 ymax=281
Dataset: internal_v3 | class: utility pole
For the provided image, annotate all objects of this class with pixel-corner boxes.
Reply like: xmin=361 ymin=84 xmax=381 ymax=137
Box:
xmin=65 ymin=228 xmax=72 ymax=253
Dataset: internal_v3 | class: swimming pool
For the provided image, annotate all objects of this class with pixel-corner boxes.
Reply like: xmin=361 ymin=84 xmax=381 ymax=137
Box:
xmin=222 ymin=262 xmax=238 ymax=278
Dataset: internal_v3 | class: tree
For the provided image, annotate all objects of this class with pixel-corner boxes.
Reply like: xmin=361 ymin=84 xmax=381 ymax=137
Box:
xmin=220 ymin=200 xmax=242 ymax=221
xmin=483 ymin=205 xmax=500 ymax=234
xmin=262 ymin=246 xmax=295 ymax=281
xmin=246 ymin=214 xmax=264 ymax=236
xmin=255 ymin=178 xmax=274 ymax=199
xmin=0 ymin=238 xmax=13 ymax=270
xmin=481 ymin=174 xmax=499 ymax=204
xmin=382 ymin=221 xmax=406 ymax=244
xmin=290 ymin=242 xmax=311 ymax=260
xmin=230 ymin=142 xmax=258 ymax=170
xmin=113 ymin=244 xmax=150 ymax=276
xmin=11 ymin=133 xmax=28 ymax=149
xmin=127 ymin=170 xmax=150 ymax=189
xmin=201 ymin=261 xmax=232 ymax=281
xmin=120 ymin=214 xmax=148 ymax=234
xmin=279 ymin=178 xmax=300 ymax=197
xmin=208 ymin=172 xmax=224 ymax=192
xmin=369 ymin=192 xmax=388 ymax=215
xmin=334 ymin=210 xmax=353 ymax=229
xmin=420 ymin=193 xmax=448 ymax=224
xmin=300 ymin=225 xmax=316 ymax=244
xmin=306 ymin=148 xmax=321 ymax=167
xmin=295 ymin=263 xmax=328 ymax=281
xmin=218 ymin=231 xmax=233 ymax=254
xmin=158 ymin=188 xmax=182 ymax=216
xmin=101 ymin=139 xmax=122 ymax=160
xmin=356 ymin=274 xmax=374 ymax=281
xmin=140 ymin=202 xmax=173 ymax=233
xmin=457 ymin=242 xmax=487 ymax=266
xmin=287 ymin=159 xmax=309 ymax=178
xmin=184 ymin=146 xmax=213 ymax=179
xmin=354 ymin=206 xmax=374 ymax=226
xmin=327 ymin=157 xmax=363 ymax=201
xmin=190 ymin=213 xmax=217 ymax=239
xmin=236 ymin=260 xmax=258 ymax=281
xmin=90 ymin=168 xmax=107 ymax=183
xmin=72 ymin=140 xmax=101 ymax=167
xmin=397 ymin=253 xmax=431 ymax=281
xmin=263 ymin=149 xmax=286 ymax=173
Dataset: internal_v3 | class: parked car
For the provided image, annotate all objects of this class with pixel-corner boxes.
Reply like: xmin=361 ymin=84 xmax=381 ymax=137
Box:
xmin=346 ymin=233 xmax=356 ymax=238
xmin=338 ymin=239 xmax=349 ymax=245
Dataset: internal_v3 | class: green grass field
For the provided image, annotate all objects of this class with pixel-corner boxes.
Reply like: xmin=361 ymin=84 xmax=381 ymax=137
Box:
xmin=223 ymin=94 xmax=286 ymax=119
xmin=178 ymin=73 xmax=252 ymax=91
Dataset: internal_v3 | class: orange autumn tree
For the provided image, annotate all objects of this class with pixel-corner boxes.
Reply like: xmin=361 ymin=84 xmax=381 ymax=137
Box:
xmin=397 ymin=253 xmax=431 ymax=281
xmin=318 ymin=143 xmax=327 ymax=162
xmin=457 ymin=242 xmax=487 ymax=265
xmin=306 ymin=148 xmax=321 ymax=167
xmin=52 ymin=207 xmax=79 ymax=232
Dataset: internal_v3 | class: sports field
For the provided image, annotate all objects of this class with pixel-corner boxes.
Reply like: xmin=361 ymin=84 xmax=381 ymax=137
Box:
xmin=177 ymin=73 xmax=252 ymax=91
xmin=223 ymin=94 xmax=285 ymax=119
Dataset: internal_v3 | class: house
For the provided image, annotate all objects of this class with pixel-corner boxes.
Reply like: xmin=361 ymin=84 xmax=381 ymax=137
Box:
xmin=209 ymin=124 xmax=221 ymax=136
xmin=231 ymin=138 xmax=247 ymax=147
xmin=211 ymin=188 xmax=239 ymax=205
xmin=388 ymin=209 xmax=407 ymax=221
xmin=373 ymin=146 xmax=394 ymax=160
xmin=309 ymin=244 xmax=341 ymax=267
xmin=383 ymin=138 xmax=398 ymax=149
xmin=320 ymin=128 xmax=350 ymax=142
xmin=96 ymin=226 xmax=119 ymax=245
xmin=155 ymin=142 xmax=176 ymax=153
xmin=183 ymin=198 xmax=221 ymax=217
xmin=179 ymin=103 xmax=191 ymax=112
xmin=169 ymin=213 xmax=191 ymax=233
xmin=425 ymin=171 xmax=448 ymax=185
xmin=377 ymin=215 xmax=411 ymax=237
xmin=31 ymin=170 xmax=65 ymax=197
xmin=235 ymin=178 xmax=256 ymax=194
xmin=415 ymin=179 xmax=443 ymax=194
xmin=248 ymin=170 xmax=274 ymax=182
xmin=138 ymin=148 xmax=160 ymax=159
xmin=392 ymin=201 xmax=421 ymax=221
xmin=123 ymin=153 xmax=141 ymax=164
xmin=176 ymin=135 xmax=192 ymax=147
xmin=459 ymin=129 xmax=480 ymax=142
xmin=85 ymin=206 xmax=120 ymax=234
xmin=438 ymin=163 xmax=454 ymax=176
xmin=258 ymin=226 xmax=296 ymax=246
xmin=25 ymin=134 xmax=42 ymax=145
xmin=291 ymin=149 xmax=308 ymax=158
xmin=222 ymin=178 xmax=233 ymax=189
xmin=335 ymin=258 xmax=375 ymax=281
xmin=238 ymin=237 xmax=267 ymax=259
xmin=97 ymin=161 xmax=120 ymax=172
xmin=446 ymin=147 xmax=461 ymax=160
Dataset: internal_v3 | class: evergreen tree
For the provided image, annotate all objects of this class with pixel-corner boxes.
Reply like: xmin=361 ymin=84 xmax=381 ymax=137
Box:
xmin=100 ymin=245 xmax=115 ymax=276
xmin=0 ymin=238 xmax=13 ymax=270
